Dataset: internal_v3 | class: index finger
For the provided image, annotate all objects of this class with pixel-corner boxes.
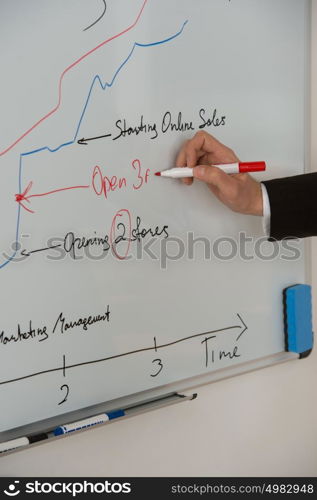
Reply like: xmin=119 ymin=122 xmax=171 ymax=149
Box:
xmin=176 ymin=131 xmax=215 ymax=168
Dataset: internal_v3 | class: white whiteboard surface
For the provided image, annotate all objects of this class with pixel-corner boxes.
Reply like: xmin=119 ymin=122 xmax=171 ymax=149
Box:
xmin=0 ymin=0 xmax=309 ymax=438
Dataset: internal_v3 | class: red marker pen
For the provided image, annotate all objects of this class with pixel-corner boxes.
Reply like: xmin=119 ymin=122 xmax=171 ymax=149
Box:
xmin=155 ymin=162 xmax=266 ymax=178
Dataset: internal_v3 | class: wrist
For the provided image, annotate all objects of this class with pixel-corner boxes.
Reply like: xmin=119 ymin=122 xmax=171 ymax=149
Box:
xmin=244 ymin=181 xmax=263 ymax=216
xmin=251 ymin=182 xmax=263 ymax=216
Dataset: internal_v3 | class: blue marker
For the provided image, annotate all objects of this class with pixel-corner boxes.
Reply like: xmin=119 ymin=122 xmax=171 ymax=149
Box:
xmin=54 ymin=410 xmax=125 ymax=436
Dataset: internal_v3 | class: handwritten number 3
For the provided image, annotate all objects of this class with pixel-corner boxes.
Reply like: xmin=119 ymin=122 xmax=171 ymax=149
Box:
xmin=58 ymin=384 xmax=70 ymax=405
xmin=132 ymin=159 xmax=143 ymax=190
xmin=151 ymin=358 xmax=163 ymax=377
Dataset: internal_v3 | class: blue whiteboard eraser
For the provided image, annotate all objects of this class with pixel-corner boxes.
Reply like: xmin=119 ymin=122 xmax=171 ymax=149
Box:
xmin=283 ymin=284 xmax=314 ymax=358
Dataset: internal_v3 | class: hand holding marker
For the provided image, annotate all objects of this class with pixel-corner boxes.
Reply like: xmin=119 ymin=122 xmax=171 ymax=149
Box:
xmin=164 ymin=131 xmax=267 ymax=216
xmin=155 ymin=162 xmax=266 ymax=178
xmin=155 ymin=161 xmax=266 ymax=217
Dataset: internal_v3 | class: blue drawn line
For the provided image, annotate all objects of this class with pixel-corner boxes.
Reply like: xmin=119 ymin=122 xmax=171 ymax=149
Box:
xmin=0 ymin=20 xmax=188 ymax=269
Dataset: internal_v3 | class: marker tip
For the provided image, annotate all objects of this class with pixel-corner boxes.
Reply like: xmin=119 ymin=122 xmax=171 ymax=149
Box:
xmin=154 ymin=172 xmax=161 ymax=176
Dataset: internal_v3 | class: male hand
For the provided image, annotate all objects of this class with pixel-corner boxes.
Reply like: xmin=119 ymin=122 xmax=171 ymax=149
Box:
xmin=176 ymin=131 xmax=263 ymax=216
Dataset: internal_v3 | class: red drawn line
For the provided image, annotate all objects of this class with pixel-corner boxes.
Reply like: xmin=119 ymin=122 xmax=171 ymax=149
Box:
xmin=27 ymin=185 xmax=90 ymax=199
xmin=0 ymin=0 xmax=148 ymax=158
xmin=15 ymin=181 xmax=90 ymax=213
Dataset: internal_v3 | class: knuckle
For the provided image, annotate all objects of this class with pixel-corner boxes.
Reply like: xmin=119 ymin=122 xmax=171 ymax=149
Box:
xmin=195 ymin=130 xmax=206 ymax=140
xmin=206 ymin=169 xmax=218 ymax=183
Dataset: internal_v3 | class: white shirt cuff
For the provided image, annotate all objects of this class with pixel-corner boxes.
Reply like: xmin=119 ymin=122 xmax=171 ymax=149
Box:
xmin=261 ymin=183 xmax=271 ymax=237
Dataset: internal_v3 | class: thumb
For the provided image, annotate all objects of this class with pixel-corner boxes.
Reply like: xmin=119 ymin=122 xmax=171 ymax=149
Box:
xmin=193 ymin=165 xmax=232 ymax=190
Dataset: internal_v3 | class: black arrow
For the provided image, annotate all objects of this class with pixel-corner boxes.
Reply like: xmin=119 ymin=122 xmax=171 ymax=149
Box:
xmin=21 ymin=244 xmax=62 ymax=258
xmin=0 ymin=320 xmax=244 ymax=387
xmin=236 ymin=313 xmax=248 ymax=341
xmin=77 ymin=133 xmax=112 ymax=145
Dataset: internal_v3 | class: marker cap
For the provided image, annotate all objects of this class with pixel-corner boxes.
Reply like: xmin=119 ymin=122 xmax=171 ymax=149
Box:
xmin=239 ymin=162 xmax=266 ymax=173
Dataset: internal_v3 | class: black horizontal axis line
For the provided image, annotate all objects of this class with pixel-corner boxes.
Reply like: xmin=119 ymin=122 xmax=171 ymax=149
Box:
xmin=0 ymin=365 xmax=65 ymax=387
xmin=154 ymin=325 xmax=240 ymax=350
xmin=0 ymin=324 xmax=241 ymax=387
xmin=60 ymin=325 xmax=241 ymax=372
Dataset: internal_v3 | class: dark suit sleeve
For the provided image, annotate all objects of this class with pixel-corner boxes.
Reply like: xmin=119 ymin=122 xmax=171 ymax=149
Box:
xmin=262 ymin=173 xmax=317 ymax=240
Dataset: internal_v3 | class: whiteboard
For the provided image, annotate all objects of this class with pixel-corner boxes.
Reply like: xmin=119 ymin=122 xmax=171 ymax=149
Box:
xmin=0 ymin=0 xmax=310 ymax=437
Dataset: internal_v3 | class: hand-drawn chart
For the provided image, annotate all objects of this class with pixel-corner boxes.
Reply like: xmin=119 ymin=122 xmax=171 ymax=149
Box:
xmin=0 ymin=0 xmax=308 ymax=434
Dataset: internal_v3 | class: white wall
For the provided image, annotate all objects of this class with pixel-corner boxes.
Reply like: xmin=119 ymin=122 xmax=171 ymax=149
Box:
xmin=1 ymin=3 xmax=317 ymax=477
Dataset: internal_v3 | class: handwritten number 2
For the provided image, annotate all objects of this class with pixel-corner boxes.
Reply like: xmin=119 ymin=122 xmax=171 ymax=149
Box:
xmin=58 ymin=384 xmax=69 ymax=405
xmin=151 ymin=358 xmax=163 ymax=377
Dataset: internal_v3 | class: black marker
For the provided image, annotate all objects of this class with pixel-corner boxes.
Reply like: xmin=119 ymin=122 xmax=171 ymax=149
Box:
xmin=0 ymin=433 xmax=49 ymax=453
